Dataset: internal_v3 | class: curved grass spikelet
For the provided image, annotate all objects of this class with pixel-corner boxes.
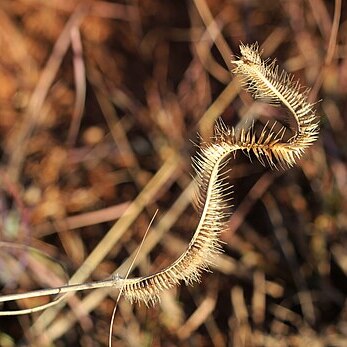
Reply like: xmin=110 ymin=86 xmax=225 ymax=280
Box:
xmin=232 ymin=43 xmax=319 ymax=158
xmin=117 ymin=137 xmax=232 ymax=305
xmin=115 ymin=43 xmax=320 ymax=305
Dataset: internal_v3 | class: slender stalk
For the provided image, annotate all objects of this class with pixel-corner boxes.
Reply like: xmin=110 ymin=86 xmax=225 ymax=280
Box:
xmin=0 ymin=277 xmax=120 ymax=304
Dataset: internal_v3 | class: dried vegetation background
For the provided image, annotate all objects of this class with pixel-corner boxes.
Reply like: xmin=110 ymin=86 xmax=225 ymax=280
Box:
xmin=0 ymin=0 xmax=346 ymax=346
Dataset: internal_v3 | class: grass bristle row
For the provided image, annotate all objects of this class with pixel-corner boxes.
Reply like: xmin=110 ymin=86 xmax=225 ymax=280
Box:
xmin=116 ymin=43 xmax=320 ymax=306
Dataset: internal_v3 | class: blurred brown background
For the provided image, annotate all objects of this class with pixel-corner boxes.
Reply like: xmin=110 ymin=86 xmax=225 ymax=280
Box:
xmin=0 ymin=0 xmax=346 ymax=346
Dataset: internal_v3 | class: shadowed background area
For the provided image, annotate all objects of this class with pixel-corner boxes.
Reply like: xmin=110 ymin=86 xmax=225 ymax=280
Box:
xmin=0 ymin=0 xmax=346 ymax=346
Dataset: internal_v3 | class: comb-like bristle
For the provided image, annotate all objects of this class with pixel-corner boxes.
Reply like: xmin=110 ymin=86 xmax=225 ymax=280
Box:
xmin=232 ymin=43 xmax=319 ymax=150
xmin=115 ymin=43 xmax=320 ymax=306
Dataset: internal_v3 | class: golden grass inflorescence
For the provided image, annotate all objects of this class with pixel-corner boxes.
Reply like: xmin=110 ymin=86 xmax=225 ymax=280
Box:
xmin=115 ymin=43 xmax=320 ymax=305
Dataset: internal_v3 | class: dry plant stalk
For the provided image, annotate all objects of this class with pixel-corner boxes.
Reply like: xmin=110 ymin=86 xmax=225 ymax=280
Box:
xmin=0 ymin=43 xmax=319 ymax=310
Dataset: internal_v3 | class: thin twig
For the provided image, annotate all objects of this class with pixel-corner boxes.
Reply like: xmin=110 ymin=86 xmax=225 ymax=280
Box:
xmin=67 ymin=25 xmax=86 ymax=147
xmin=325 ymin=0 xmax=341 ymax=65
xmin=0 ymin=277 xmax=121 ymax=316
